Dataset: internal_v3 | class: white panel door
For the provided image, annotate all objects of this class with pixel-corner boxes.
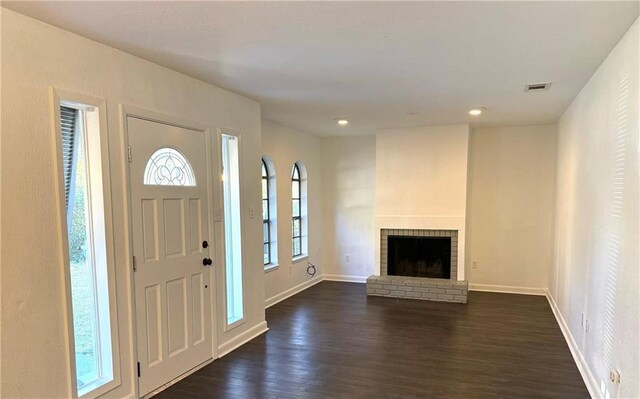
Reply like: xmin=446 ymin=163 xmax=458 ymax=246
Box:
xmin=128 ymin=117 xmax=213 ymax=397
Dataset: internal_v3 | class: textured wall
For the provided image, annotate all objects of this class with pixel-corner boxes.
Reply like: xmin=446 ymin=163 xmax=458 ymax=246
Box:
xmin=261 ymin=120 xmax=324 ymax=302
xmin=1 ymin=10 xmax=264 ymax=398
xmin=322 ymin=135 xmax=376 ymax=280
xmin=552 ymin=19 xmax=638 ymax=398
xmin=466 ymin=125 xmax=557 ymax=290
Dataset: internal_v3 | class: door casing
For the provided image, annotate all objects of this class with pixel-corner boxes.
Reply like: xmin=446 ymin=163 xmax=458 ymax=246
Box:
xmin=120 ymin=105 xmax=220 ymax=398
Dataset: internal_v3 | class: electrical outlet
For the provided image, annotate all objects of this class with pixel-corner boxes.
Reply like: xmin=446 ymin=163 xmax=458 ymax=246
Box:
xmin=472 ymin=260 xmax=479 ymax=269
xmin=609 ymin=370 xmax=621 ymax=385
xmin=248 ymin=207 xmax=255 ymax=218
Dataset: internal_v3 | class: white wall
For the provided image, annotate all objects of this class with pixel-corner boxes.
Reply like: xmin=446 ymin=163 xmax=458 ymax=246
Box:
xmin=322 ymin=135 xmax=376 ymax=281
xmin=375 ymin=124 xmax=470 ymax=279
xmin=551 ymin=19 xmax=638 ymax=399
xmin=466 ymin=125 xmax=557 ymax=292
xmin=261 ymin=120 xmax=323 ymax=304
xmin=1 ymin=10 xmax=265 ymax=398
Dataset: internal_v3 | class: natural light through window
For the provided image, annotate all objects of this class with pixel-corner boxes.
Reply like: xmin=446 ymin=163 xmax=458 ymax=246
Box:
xmin=221 ymin=134 xmax=244 ymax=325
xmin=144 ymin=147 xmax=196 ymax=186
xmin=290 ymin=161 xmax=309 ymax=259
xmin=60 ymin=103 xmax=114 ymax=396
xmin=262 ymin=159 xmax=271 ymax=264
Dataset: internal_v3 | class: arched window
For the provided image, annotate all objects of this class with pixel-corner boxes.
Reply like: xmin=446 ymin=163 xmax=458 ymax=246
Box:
xmin=144 ymin=148 xmax=196 ymax=186
xmin=291 ymin=162 xmax=307 ymax=258
xmin=261 ymin=156 xmax=278 ymax=268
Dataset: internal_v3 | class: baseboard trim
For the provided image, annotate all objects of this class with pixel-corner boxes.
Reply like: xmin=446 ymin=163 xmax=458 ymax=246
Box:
xmin=469 ymin=283 xmax=546 ymax=296
xmin=217 ymin=321 xmax=269 ymax=358
xmin=323 ymin=274 xmax=367 ymax=283
xmin=141 ymin=357 xmax=214 ymax=398
xmin=265 ymin=275 xmax=324 ymax=308
xmin=545 ymin=290 xmax=599 ymax=399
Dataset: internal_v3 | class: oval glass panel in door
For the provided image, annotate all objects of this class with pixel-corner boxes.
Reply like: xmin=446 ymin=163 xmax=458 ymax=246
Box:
xmin=144 ymin=148 xmax=196 ymax=186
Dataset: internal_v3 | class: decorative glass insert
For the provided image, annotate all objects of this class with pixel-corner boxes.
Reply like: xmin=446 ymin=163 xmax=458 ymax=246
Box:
xmin=144 ymin=148 xmax=196 ymax=186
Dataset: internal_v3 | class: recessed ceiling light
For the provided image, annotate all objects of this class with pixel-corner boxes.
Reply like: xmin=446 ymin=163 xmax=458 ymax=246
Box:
xmin=469 ymin=108 xmax=485 ymax=116
xmin=336 ymin=118 xmax=349 ymax=126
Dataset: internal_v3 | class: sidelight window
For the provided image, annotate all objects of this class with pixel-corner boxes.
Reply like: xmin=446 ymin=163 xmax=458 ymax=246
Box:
xmin=221 ymin=134 xmax=244 ymax=326
xmin=58 ymin=99 xmax=117 ymax=397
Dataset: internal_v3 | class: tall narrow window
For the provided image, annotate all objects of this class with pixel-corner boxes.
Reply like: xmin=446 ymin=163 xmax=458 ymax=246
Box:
xmin=262 ymin=156 xmax=278 ymax=269
xmin=291 ymin=162 xmax=307 ymax=258
xmin=59 ymin=102 xmax=114 ymax=396
xmin=262 ymin=159 xmax=271 ymax=265
xmin=221 ymin=134 xmax=244 ymax=325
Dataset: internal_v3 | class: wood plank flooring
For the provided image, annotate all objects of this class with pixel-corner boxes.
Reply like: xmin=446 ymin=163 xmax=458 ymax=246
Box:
xmin=154 ymin=281 xmax=588 ymax=399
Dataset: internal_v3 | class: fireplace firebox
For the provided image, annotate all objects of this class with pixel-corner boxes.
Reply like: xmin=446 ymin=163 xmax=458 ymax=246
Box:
xmin=387 ymin=235 xmax=451 ymax=279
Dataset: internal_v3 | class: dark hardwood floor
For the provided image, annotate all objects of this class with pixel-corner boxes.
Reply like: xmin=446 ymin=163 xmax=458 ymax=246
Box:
xmin=155 ymin=282 xmax=588 ymax=399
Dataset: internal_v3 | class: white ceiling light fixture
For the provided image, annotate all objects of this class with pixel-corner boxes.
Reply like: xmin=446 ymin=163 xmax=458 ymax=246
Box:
xmin=336 ymin=118 xmax=349 ymax=126
xmin=468 ymin=107 xmax=486 ymax=116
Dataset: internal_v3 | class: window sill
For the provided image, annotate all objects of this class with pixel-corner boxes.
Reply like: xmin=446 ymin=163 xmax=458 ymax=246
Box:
xmin=78 ymin=376 xmax=119 ymax=399
xmin=292 ymin=255 xmax=308 ymax=264
xmin=264 ymin=264 xmax=279 ymax=273
xmin=224 ymin=317 xmax=246 ymax=333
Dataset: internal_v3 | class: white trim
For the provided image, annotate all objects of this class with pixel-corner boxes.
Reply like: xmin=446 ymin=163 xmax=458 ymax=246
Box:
xmin=545 ymin=290 xmax=599 ymax=399
xmin=323 ymin=274 xmax=367 ymax=283
xmin=140 ymin=358 xmax=214 ymax=399
xmin=292 ymin=255 xmax=309 ymax=264
xmin=50 ymin=89 xmax=121 ymax=399
xmin=469 ymin=283 xmax=546 ymax=296
xmin=218 ymin=129 xmax=248 ymax=332
xmin=217 ymin=321 xmax=269 ymax=358
xmin=120 ymin=105 xmax=218 ymax=396
xmin=265 ymin=275 xmax=323 ymax=308
xmin=264 ymin=264 xmax=279 ymax=273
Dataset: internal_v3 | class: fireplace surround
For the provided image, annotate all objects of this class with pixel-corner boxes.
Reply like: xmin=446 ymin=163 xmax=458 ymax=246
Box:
xmin=367 ymin=228 xmax=468 ymax=303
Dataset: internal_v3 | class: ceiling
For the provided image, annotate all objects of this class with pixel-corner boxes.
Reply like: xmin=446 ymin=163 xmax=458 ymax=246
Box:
xmin=4 ymin=1 xmax=638 ymax=136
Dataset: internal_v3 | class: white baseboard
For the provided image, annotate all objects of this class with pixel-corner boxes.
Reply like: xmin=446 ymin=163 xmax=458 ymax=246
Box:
xmin=265 ymin=275 xmax=323 ymax=308
xmin=217 ymin=321 xmax=268 ymax=358
xmin=545 ymin=290 xmax=599 ymax=399
xmin=469 ymin=283 xmax=546 ymax=296
xmin=323 ymin=274 xmax=367 ymax=283
xmin=142 ymin=357 xmax=215 ymax=398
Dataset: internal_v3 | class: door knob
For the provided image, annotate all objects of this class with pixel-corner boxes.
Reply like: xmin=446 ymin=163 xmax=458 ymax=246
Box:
xmin=202 ymin=258 xmax=213 ymax=266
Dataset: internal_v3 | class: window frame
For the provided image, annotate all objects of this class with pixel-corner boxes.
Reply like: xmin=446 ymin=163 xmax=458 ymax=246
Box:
xmin=219 ymin=130 xmax=247 ymax=331
xmin=51 ymin=89 xmax=121 ymax=399
xmin=291 ymin=163 xmax=303 ymax=258
xmin=262 ymin=159 xmax=271 ymax=265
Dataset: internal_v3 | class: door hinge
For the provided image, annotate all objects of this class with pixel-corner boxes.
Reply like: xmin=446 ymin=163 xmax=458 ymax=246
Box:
xmin=133 ymin=255 xmax=137 ymax=272
xmin=137 ymin=361 xmax=141 ymax=378
xmin=128 ymin=145 xmax=132 ymax=163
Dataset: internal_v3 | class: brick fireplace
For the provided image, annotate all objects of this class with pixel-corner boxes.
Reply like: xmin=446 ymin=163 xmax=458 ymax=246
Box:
xmin=367 ymin=228 xmax=468 ymax=303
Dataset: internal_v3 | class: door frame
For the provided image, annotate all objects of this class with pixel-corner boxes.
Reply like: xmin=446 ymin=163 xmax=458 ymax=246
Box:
xmin=120 ymin=105 xmax=220 ymax=397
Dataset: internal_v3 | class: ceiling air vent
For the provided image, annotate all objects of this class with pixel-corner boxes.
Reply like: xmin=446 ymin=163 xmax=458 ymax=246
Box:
xmin=525 ymin=82 xmax=552 ymax=92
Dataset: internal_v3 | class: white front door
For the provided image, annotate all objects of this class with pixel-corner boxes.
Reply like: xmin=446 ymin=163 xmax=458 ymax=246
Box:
xmin=128 ymin=117 xmax=213 ymax=397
